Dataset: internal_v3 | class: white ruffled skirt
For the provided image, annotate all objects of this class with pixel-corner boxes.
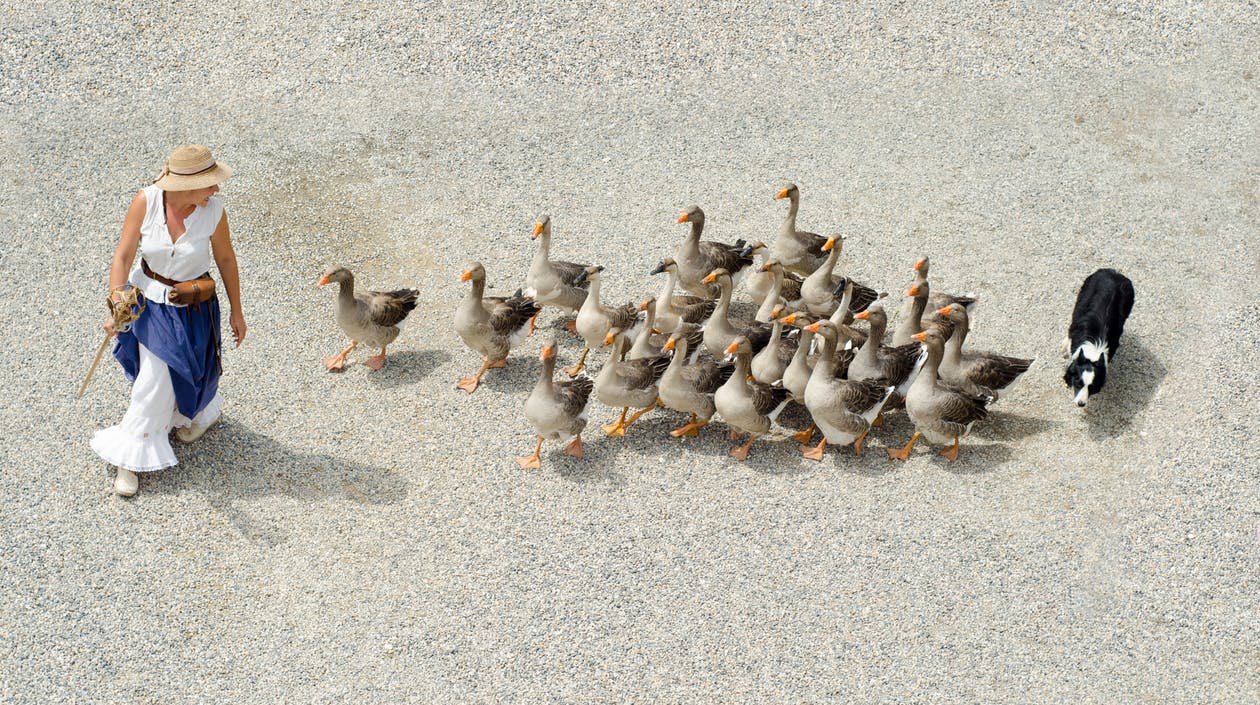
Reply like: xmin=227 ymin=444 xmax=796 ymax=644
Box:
xmin=91 ymin=342 xmax=222 ymax=472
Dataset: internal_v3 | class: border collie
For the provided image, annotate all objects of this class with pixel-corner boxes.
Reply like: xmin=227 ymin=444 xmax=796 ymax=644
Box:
xmin=1063 ymin=268 xmax=1134 ymax=407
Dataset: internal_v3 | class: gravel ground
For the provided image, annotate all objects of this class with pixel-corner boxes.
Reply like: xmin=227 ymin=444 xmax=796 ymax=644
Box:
xmin=2 ymin=2 xmax=1259 ymax=702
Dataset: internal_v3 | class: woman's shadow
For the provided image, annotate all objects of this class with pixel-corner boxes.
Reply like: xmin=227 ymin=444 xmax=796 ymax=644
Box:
xmin=1082 ymin=333 xmax=1166 ymax=441
xmin=144 ymin=419 xmax=409 ymax=546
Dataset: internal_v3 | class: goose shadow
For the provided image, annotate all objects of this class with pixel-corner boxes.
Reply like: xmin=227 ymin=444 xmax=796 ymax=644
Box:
xmin=932 ymin=441 xmax=1014 ymax=473
xmin=978 ymin=410 xmax=1060 ymax=442
xmin=141 ymin=419 xmax=409 ymax=546
xmin=450 ymin=352 xmax=543 ymax=395
xmin=367 ymin=348 xmax=451 ymax=389
xmin=1081 ymin=335 xmax=1166 ymax=441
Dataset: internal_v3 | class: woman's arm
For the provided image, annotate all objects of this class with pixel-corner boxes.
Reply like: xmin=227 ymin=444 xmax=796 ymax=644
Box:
xmin=104 ymin=191 xmax=146 ymax=334
xmin=210 ymin=210 xmax=247 ymax=347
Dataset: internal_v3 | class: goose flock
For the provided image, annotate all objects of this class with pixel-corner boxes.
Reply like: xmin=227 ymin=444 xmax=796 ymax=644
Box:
xmin=320 ymin=183 xmax=1035 ymax=469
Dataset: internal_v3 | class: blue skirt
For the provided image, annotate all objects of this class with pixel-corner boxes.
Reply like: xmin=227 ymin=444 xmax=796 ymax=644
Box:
xmin=113 ymin=296 xmax=222 ymax=420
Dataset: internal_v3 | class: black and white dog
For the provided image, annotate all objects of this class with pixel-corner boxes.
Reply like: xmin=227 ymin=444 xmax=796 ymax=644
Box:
xmin=1063 ymin=268 xmax=1135 ymax=407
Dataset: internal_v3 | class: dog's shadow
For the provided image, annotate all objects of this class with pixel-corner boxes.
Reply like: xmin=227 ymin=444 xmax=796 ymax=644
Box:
xmin=1083 ymin=335 xmax=1166 ymax=441
xmin=142 ymin=419 xmax=409 ymax=546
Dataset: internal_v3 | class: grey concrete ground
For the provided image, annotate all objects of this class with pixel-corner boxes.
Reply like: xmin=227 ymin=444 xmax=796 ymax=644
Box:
xmin=2 ymin=1 xmax=1258 ymax=702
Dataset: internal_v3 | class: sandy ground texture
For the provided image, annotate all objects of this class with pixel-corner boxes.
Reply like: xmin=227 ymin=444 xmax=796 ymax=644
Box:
xmin=2 ymin=1 xmax=1259 ymax=702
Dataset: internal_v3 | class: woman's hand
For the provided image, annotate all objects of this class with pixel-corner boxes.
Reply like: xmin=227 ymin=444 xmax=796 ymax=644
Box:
xmin=229 ymin=310 xmax=247 ymax=347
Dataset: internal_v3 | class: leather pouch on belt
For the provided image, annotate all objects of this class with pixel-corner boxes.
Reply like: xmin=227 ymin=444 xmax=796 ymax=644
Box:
xmin=168 ymin=277 xmax=217 ymax=305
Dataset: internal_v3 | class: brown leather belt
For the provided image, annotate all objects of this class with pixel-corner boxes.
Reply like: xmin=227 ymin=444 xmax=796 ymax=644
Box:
xmin=142 ymin=259 xmax=209 ymax=287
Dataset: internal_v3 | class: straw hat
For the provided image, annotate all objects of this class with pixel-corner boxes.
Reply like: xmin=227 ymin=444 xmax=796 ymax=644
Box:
xmin=152 ymin=144 xmax=232 ymax=191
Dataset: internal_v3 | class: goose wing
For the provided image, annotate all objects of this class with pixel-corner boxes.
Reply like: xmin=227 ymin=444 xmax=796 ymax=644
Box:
xmin=880 ymin=342 xmax=922 ymax=385
xmin=781 ymin=273 xmax=804 ymax=302
xmin=964 ymin=353 xmax=1033 ymax=390
xmin=933 ymin=383 xmax=992 ymax=426
xmin=555 ymin=375 xmax=594 ymax=416
xmin=363 ymin=288 xmax=420 ymax=327
xmin=699 ymin=240 xmax=754 ymax=273
xmin=673 ymin=295 xmax=716 ymax=323
xmin=843 ymin=378 xmax=893 ymax=413
xmin=605 ymin=302 xmax=640 ymax=331
xmin=551 ymin=260 xmax=591 ymax=287
xmin=486 ymin=292 xmax=541 ymax=336
xmin=749 ymin=379 xmax=791 ymax=416
xmin=615 ymin=355 xmax=670 ymax=390
xmin=799 ymin=230 xmax=828 ymax=259
xmin=848 ymin=281 xmax=879 ymax=313
xmin=682 ymin=359 xmax=734 ymax=393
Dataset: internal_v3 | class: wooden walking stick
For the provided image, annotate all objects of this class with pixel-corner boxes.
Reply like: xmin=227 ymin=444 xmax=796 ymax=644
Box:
xmin=78 ymin=288 xmax=145 ymax=398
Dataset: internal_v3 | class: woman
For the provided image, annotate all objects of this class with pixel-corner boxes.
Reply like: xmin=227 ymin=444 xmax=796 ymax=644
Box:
xmin=92 ymin=144 xmax=246 ymax=496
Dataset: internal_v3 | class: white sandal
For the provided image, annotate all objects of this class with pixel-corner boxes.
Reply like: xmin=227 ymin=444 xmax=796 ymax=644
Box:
xmin=114 ymin=468 xmax=138 ymax=496
xmin=175 ymin=417 xmax=216 ymax=443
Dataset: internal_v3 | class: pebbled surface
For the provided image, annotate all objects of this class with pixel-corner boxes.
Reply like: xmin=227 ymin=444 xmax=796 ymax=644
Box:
xmin=1 ymin=2 xmax=1258 ymax=703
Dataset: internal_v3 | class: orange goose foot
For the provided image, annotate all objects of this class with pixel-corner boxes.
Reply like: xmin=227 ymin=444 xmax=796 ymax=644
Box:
xmin=792 ymin=424 xmax=816 ymax=444
xmin=515 ymin=437 xmax=543 ymax=469
xmin=886 ymin=432 xmax=920 ymax=462
xmin=800 ymin=438 xmax=826 ymax=461
xmin=602 ymin=408 xmax=629 ymax=437
xmin=670 ymin=416 xmax=706 ymax=438
xmin=852 ymin=429 xmax=869 ymax=457
xmin=729 ymin=435 xmax=756 ymax=461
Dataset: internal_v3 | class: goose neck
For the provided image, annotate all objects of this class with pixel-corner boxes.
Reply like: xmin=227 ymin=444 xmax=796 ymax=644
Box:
xmin=658 ymin=270 xmax=677 ymax=307
xmin=782 ymin=196 xmax=799 ymax=230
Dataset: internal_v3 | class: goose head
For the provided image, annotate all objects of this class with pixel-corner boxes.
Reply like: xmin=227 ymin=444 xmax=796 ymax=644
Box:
xmin=739 ymin=240 xmax=769 ymax=258
xmin=649 ymin=257 xmax=678 ymax=275
xmin=675 ymin=206 xmax=705 ymax=225
xmin=318 ymin=265 xmax=353 ymax=287
xmin=913 ymin=256 xmax=930 ymax=277
xmin=701 ymin=268 xmax=733 ymax=288
xmin=852 ymin=303 xmax=886 ymax=329
xmin=774 ymin=183 xmax=799 ymax=201
xmin=723 ymin=335 xmax=753 ymax=357
xmin=531 ymin=214 xmax=551 ymax=240
xmin=457 ymin=261 xmax=486 ymax=284
xmin=911 ymin=326 xmax=945 ymax=354
xmin=821 ymin=234 xmax=845 ymax=252
xmin=573 ymin=264 xmax=602 ymax=287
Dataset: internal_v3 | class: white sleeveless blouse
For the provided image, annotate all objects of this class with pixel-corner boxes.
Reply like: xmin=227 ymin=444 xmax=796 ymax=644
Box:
xmin=129 ymin=184 xmax=224 ymax=305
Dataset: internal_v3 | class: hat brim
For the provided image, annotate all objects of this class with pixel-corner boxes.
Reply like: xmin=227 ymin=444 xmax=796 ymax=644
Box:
xmin=154 ymin=163 xmax=232 ymax=191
